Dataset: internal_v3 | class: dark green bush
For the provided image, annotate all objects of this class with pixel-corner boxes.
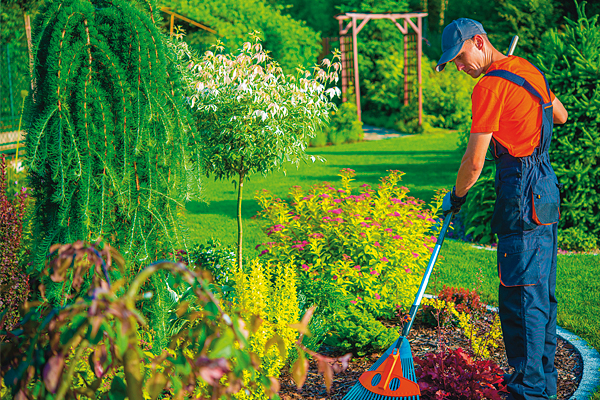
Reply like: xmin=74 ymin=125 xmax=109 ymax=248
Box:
xmin=536 ymin=2 xmax=600 ymax=249
xmin=461 ymin=163 xmax=496 ymax=244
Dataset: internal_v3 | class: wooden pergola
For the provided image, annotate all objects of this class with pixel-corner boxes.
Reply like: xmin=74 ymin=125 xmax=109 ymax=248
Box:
xmin=335 ymin=12 xmax=427 ymax=125
xmin=161 ymin=7 xmax=217 ymax=36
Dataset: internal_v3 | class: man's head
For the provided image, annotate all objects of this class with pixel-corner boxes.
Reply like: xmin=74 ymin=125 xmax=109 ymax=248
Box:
xmin=436 ymin=18 xmax=494 ymax=78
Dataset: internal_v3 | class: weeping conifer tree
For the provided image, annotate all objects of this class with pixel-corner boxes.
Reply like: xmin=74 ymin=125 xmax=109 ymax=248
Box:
xmin=25 ymin=0 xmax=202 ymax=288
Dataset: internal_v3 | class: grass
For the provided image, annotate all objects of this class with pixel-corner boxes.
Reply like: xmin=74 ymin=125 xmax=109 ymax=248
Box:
xmin=184 ymin=130 xmax=600 ymax=396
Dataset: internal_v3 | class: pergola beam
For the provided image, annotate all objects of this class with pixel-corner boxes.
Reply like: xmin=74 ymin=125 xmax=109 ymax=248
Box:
xmin=335 ymin=12 xmax=427 ymax=125
xmin=161 ymin=7 xmax=217 ymax=35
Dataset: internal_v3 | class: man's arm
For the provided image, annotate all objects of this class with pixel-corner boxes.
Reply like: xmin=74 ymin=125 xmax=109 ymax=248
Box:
xmin=455 ymin=132 xmax=493 ymax=197
xmin=553 ymin=96 xmax=568 ymax=124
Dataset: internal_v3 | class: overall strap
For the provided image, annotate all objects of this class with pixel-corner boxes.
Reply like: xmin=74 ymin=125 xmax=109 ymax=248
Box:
xmin=484 ymin=70 xmax=548 ymax=105
xmin=484 ymin=68 xmax=554 ymax=158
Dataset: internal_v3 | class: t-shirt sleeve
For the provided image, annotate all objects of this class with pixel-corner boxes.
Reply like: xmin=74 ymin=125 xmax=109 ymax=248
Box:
xmin=471 ymin=85 xmax=502 ymax=133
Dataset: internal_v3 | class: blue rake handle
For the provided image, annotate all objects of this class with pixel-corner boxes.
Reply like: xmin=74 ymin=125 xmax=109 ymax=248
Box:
xmin=400 ymin=212 xmax=453 ymax=339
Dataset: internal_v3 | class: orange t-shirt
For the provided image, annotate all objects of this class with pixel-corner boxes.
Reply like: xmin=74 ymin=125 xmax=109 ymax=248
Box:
xmin=470 ymin=56 xmax=555 ymax=157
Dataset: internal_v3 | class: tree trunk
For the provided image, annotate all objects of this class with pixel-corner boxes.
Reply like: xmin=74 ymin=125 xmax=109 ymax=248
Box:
xmin=237 ymin=172 xmax=245 ymax=269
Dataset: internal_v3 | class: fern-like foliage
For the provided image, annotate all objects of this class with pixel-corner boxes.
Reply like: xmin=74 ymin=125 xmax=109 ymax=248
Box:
xmin=24 ymin=0 xmax=202 ymax=284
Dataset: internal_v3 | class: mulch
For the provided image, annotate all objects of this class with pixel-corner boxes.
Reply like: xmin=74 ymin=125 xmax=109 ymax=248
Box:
xmin=278 ymin=314 xmax=583 ymax=400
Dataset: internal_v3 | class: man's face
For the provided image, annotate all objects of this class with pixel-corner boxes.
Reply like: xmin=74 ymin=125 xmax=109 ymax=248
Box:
xmin=451 ymin=37 xmax=486 ymax=78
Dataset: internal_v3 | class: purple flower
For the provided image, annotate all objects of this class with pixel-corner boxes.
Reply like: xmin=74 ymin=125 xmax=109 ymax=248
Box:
xmin=301 ymin=264 xmax=310 ymax=271
xmin=332 ymin=275 xmax=338 ymax=280
xmin=255 ymin=244 xmax=262 ymax=250
xmin=259 ymin=250 xmax=269 ymax=256
xmin=328 ymin=208 xmax=343 ymax=214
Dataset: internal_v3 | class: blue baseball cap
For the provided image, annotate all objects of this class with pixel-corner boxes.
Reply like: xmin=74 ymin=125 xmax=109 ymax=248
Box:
xmin=435 ymin=18 xmax=486 ymax=72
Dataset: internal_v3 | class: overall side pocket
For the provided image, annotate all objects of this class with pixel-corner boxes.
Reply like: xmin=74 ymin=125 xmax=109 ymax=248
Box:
xmin=497 ymin=234 xmax=540 ymax=287
xmin=531 ymin=177 xmax=560 ymax=225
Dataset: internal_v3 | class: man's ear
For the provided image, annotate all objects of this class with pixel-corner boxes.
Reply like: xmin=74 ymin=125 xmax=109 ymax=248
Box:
xmin=473 ymin=35 xmax=484 ymax=50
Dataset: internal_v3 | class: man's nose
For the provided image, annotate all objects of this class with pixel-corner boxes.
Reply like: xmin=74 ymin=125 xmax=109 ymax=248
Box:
xmin=455 ymin=62 xmax=465 ymax=71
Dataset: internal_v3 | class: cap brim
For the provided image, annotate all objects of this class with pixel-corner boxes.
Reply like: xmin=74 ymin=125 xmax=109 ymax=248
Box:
xmin=435 ymin=41 xmax=465 ymax=72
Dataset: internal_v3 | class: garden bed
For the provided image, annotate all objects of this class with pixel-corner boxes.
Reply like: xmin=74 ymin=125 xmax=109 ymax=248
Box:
xmin=278 ymin=318 xmax=583 ymax=399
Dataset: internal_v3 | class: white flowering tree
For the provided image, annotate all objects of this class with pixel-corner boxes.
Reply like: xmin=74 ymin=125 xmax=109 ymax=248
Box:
xmin=178 ymin=33 xmax=340 ymax=267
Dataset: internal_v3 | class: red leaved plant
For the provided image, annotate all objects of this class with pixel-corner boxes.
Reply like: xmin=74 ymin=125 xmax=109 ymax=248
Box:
xmin=415 ymin=347 xmax=506 ymax=400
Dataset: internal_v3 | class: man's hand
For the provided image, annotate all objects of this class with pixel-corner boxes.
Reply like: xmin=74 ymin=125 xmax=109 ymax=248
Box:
xmin=442 ymin=186 xmax=468 ymax=215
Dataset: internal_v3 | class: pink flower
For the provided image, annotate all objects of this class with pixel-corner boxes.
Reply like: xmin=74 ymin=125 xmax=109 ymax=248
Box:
xmin=302 ymin=195 xmax=314 ymax=200
xmin=381 ymin=257 xmax=389 ymax=262
xmin=400 ymin=186 xmax=409 ymax=191
xmin=361 ymin=184 xmax=370 ymax=188
xmin=350 ymin=300 xmax=357 ymax=304
xmin=255 ymin=244 xmax=262 ymax=250
xmin=338 ymin=189 xmax=346 ymax=193
xmin=361 ymin=222 xmax=370 ymax=227
xmin=322 ymin=216 xmax=331 ymax=221
xmin=374 ymin=293 xmax=381 ymax=300
xmin=320 ymin=193 xmax=330 ymax=198
xmin=332 ymin=275 xmax=338 ymax=280
xmin=388 ymin=211 xmax=401 ymax=217
xmin=357 ymin=296 xmax=362 ymax=300
xmin=412 ymin=252 xmax=419 ymax=258
xmin=385 ymin=228 xmax=393 ymax=233
xmin=259 ymin=250 xmax=269 ymax=256
xmin=359 ymin=232 xmax=366 ymax=238
xmin=342 ymin=254 xmax=352 ymax=261
xmin=334 ymin=198 xmax=343 ymax=203
xmin=309 ymin=233 xmax=324 ymax=239
xmin=365 ymin=217 xmax=372 ymax=220
xmin=392 ymin=235 xmax=402 ymax=240
xmin=293 ymin=216 xmax=300 ymax=220
xmin=328 ymin=208 xmax=343 ymax=214
xmin=373 ymin=242 xmax=381 ymax=247
xmin=267 ymin=224 xmax=285 ymax=235
xmin=370 ymin=270 xmax=378 ymax=275
xmin=354 ymin=265 xmax=361 ymax=270
xmin=417 ymin=215 xmax=426 ymax=220
xmin=405 ymin=267 xmax=412 ymax=273
xmin=334 ymin=218 xmax=345 ymax=223
xmin=301 ymin=264 xmax=310 ymax=271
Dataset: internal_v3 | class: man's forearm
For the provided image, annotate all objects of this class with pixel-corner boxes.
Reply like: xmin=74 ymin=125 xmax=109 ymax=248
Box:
xmin=455 ymin=157 xmax=485 ymax=197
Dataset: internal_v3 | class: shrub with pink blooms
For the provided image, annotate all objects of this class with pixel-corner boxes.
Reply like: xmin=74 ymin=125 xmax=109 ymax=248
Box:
xmin=255 ymin=169 xmax=443 ymax=352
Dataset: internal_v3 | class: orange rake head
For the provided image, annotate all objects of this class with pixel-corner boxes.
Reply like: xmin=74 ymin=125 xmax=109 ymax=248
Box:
xmin=358 ymin=347 xmax=421 ymax=398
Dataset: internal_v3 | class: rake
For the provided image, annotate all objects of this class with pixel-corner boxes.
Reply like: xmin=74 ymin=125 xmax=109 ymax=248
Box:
xmin=342 ymin=212 xmax=453 ymax=400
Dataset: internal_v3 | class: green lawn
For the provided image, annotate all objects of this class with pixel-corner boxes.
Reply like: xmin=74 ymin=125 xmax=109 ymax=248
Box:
xmin=184 ymin=130 xmax=600 ymax=396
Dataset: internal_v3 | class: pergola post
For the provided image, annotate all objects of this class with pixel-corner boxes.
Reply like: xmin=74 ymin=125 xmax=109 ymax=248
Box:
xmin=339 ymin=20 xmax=347 ymax=102
xmin=417 ymin=15 xmax=423 ymax=126
xmin=403 ymin=19 xmax=409 ymax=106
xmin=351 ymin=16 xmax=361 ymax=121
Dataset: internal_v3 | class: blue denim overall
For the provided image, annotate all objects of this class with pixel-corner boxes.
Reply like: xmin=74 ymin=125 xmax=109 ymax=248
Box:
xmin=486 ymin=67 xmax=560 ymax=400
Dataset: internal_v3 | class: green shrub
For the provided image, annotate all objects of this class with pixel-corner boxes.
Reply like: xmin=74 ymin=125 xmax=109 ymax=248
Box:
xmin=536 ymin=2 xmax=600 ymax=249
xmin=255 ymin=169 xmax=443 ymax=353
xmin=311 ymin=102 xmax=363 ymax=147
xmin=324 ymin=303 xmax=398 ymax=356
xmin=162 ymin=0 xmax=321 ymax=73
xmin=558 ymin=226 xmax=598 ymax=252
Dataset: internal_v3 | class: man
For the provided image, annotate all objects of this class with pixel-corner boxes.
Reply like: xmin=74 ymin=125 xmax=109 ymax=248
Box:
xmin=438 ymin=18 xmax=568 ymax=400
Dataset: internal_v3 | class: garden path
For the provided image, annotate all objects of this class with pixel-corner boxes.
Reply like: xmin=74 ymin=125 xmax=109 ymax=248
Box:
xmin=362 ymin=124 xmax=408 ymax=140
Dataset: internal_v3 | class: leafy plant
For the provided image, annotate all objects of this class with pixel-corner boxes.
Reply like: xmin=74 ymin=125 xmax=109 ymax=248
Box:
xmin=437 ymin=285 xmax=485 ymax=315
xmin=226 ymin=258 xmax=299 ymax=399
xmin=415 ymin=347 xmax=505 ymax=400
xmin=256 ymin=168 xmax=442 ymax=318
xmin=180 ymin=34 xmax=340 ymax=269
xmin=558 ymin=226 xmax=599 ymax=252
xmin=310 ymin=102 xmax=364 ymax=147
xmin=536 ymin=1 xmax=600 ymax=249
xmin=0 ymin=155 xmax=30 ymax=331
xmin=24 ymin=0 xmax=203 ymax=285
